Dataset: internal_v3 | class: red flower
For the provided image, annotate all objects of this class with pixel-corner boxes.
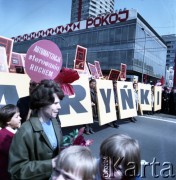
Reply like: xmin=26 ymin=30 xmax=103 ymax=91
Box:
xmin=73 ymin=135 xmax=86 ymax=146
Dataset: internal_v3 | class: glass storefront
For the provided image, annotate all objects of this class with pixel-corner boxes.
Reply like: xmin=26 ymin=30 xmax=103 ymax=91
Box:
xmin=13 ymin=14 xmax=167 ymax=82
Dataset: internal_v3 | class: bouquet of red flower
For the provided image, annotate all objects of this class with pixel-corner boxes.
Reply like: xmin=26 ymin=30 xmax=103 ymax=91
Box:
xmin=61 ymin=127 xmax=93 ymax=148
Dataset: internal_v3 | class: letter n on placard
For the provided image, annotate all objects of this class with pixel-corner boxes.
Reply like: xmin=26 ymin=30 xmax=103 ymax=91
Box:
xmin=117 ymin=81 xmax=137 ymax=119
xmin=59 ymin=75 xmax=93 ymax=127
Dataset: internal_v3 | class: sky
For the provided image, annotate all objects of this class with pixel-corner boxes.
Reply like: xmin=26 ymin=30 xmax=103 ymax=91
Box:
xmin=0 ymin=0 xmax=176 ymax=38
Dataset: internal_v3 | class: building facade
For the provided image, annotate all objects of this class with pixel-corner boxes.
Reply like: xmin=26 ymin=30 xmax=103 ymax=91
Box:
xmin=71 ymin=0 xmax=115 ymax=22
xmin=162 ymin=34 xmax=176 ymax=68
xmin=12 ymin=9 xmax=167 ymax=83
xmin=162 ymin=34 xmax=176 ymax=87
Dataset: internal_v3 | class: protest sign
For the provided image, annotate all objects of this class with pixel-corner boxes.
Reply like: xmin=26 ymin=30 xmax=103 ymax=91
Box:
xmin=108 ymin=69 xmax=121 ymax=81
xmin=25 ymin=40 xmax=62 ymax=82
xmin=75 ymin=61 xmax=91 ymax=78
xmin=96 ymin=79 xmax=117 ymax=125
xmin=120 ymin=63 xmax=127 ymax=81
xmin=9 ymin=52 xmax=24 ymax=73
xmin=0 ymin=36 xmax=13 ymax=67
xmin=0 ymin=72 xmax=30 ymax=107
xmin=59 ymin=75 xmax=93 ymax=127
xmin=117 ymin=81 xmax=137 ymax=119
xmin=138 ymin=83 xmax=152 ymax=111
xmin=88 ymin=63 xmax=99 ymax=79
xmin=0 ymin=46 xmax=8 ymax=72
xmin=74 ymin=45 xmax=87 ymax=71
xmin=94 ymin=60 xmax=103 ymax=77
xmin=154 ymin=86 xmax=162 ymax=111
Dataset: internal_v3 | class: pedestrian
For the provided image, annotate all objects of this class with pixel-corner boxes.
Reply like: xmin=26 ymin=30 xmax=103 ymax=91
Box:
xmin=161 ymin=86 xmax=169 ymax=113
xmin=108 ymin=80 xmax=119 ymax=128
xmin=84 ymin=79 xmax=97 ymax=135
xmin=130 ymin=82 xmax=138 ymax=122
xmin=0 ymin=104 xmax=21 ymax=180
xmin=16 ymin=80 xmax=38 ymax=123
xmin=169 ymin=87 xmax=176 ymax=115
xmin=51 ymin=145 xmax=97 ymax=180
xmin=8 ymin=79 xmax=64 ymax=180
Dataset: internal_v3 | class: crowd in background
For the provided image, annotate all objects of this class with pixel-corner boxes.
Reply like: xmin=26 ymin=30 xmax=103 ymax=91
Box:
xmin=161 ymin=86 xmax=176 ymax=115
xmin=0 ymin=79 xmax=142 ymax=180
xmin=0 ymin=77 xmax=176 ymax=180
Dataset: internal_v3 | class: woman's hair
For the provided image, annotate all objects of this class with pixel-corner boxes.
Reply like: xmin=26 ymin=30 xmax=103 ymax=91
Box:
xmin=30 ymin=79 xmax=64 ymax=110
xmin=100 ymin=134 xmax=141 ymax=180
xmin=0 ymin=104 xmax=19 ymax=128
xmin=54 ymin=145 xmax=97 ymax=180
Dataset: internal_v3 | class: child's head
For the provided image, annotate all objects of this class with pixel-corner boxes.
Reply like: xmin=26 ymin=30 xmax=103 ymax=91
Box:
xmin=0 ymin=104 xmax=21 ymax=129
xmin=52 ymin=145 xmax=97 ymax=180
xmin=100 ymin=134 xmax=141 ymax=180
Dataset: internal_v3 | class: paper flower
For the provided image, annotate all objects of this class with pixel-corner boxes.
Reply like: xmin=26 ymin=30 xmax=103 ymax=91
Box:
xmin=54 ymin=67 xmax=80 ymax=96
xmin=61 ymin=127 xmax=93 ymax=148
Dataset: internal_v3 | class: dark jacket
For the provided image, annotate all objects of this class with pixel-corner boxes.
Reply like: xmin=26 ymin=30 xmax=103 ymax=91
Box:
xmin=8 ymin=116 xmax=63 ymax=180
xmin=16 ymin=96 xmax=30 ymax=123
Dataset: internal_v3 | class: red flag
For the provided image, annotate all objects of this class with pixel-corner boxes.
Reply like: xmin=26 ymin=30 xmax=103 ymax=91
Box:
xmin=160 ymin=76 xmax=165 ymax=86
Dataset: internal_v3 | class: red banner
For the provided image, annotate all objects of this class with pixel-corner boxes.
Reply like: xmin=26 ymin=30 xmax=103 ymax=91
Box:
xmin=74 ymin=45 xmax=87 ymax=71
xmin=0 ymin=36 xmax=13 ymax=67
xmin=120 ymin=63 xmax=127 ymax=81
xmin=108 ymin=69 xmax=121 ymax=81
xmin=9 ymin=52 xmax=24 ymax=73
xmin=88 ymin=63 xmax=99 ymax=79
xmin=94 ymin=60 xmax=103 ymax=77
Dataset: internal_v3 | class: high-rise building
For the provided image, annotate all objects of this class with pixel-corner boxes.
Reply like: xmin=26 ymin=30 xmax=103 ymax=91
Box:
xmin=70 ymin=0 xmax=115 ymax=22
xmin=162 ymin=34 xmax=176 ymax=68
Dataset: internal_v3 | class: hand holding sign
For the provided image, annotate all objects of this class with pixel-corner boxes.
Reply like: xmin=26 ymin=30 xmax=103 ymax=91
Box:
xmin=25 ymin=40 xmax=62 ymax=82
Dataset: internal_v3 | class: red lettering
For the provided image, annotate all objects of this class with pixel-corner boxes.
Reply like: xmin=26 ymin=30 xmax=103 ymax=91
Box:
xmin=94 ymin=17 xmax=101 ymax=27
xmin=86 ymin=18 xmax=94 ymax=28
xmin=101 ymin=14 xmax=110 ymax=25
xmin=118 ymin=10 xmax=129 ymax=22
xmin=86 ymin=10 xmax=129 ymax=29
xmin=109 ymin=13 xmax=118 ymax=24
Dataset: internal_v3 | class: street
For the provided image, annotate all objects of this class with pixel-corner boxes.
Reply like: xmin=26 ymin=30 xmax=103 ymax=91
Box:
xmin=63 ymin=113 xmax=176 ymax=179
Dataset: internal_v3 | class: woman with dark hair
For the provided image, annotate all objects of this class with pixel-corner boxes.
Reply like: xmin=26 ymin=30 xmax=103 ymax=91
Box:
xmin=0 ymin=104 xmax=21 ymax=180
xmin=8 ymin=79 xmax=65 ymax=180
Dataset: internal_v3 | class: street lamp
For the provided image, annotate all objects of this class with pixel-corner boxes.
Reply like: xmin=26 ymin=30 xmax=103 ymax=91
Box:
xmin=141 ymin=28 xmax=147 ymax=83
xmin=59 ymin=36 xmax=69 ymax=68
